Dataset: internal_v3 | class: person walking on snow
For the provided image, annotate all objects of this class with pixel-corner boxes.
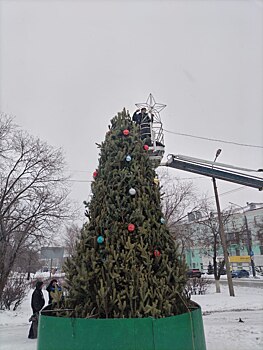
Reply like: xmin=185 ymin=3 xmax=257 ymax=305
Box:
xmin=28 ymin=281 xmax=45 ymax=339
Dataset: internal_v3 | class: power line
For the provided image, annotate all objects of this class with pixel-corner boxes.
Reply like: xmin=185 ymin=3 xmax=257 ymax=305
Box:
xmin=207 ymin=186 xmax=245 ymax=200
xmin=66 ymin=170 xmax=90 ymax=173
xmin=68 ymin=176 xmax=205 ymax=183
xmin=220 ymin=186 xmax=246 ymax=197
xmin=163 ymin=129 xmax=263 ymax=149
xmin=70 ymin=178 xmax=247 ymax=202
xmin=69 ymin=179 xmax=92 ymax=183
xmin=174 ymin=176 xmax=205 ymax=180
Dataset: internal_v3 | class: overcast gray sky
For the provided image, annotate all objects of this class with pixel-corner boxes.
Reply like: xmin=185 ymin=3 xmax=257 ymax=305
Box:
xmin=0 ymin=0 xmax=262 ymax=222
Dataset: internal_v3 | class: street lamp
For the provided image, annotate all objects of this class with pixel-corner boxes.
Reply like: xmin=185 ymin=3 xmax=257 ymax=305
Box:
xmin=212 ymin=149 xmax=235 ymax=297
xmin=214 ymin=149 xmax=222 ymax=162
xmin=229 ymin=202 xmax=256 ymax=277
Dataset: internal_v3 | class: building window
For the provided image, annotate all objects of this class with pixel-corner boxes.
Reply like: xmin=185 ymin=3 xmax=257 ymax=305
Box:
xmin=188 ymin=212 xmax=195 ymax=222
xmin=254 ymin=215 xmax=263 ymax=225
xmin=192 ymin=263 xmax=196 ymax=268
xmin=260 ymin=246 xmax=263 ymax=255
xmin=227 ymin=232 xmax=235 ymax=242
xmin=257 ymin=231 xmax=263 ymax=242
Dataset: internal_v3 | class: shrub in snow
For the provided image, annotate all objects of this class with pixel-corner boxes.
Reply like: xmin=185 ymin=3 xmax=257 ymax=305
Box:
xmin=0 ymin=273 xmax=30 ymax=311
xmin=185 ymin=277 xmax=211 ymax=296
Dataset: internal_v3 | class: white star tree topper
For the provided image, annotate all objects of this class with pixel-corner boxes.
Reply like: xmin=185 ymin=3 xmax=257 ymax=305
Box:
xmin=135 ymin=93 xmax=166 ymax=123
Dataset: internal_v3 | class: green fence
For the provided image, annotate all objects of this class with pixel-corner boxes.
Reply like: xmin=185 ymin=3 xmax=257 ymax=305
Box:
xmin=38 ymin=306 xmax=206 ymax=350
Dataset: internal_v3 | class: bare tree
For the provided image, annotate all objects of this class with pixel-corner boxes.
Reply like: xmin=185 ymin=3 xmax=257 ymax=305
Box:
xmin=254 ymin=216 xmax=263 ymax=274
xmin=13 ymin=246 xmax=42 ymax=280
xmin=159 ymin=171 xmax=206 ymax=256
xmin=195 ymin=204 xmax=233 ymax=293
xmin=160 ymin=173 xmax=198 ymax=226
xmin=0 ymin=114 xmax=15 ymax=162
xmin=63 ymin=223 xmax=81 ymax=257
xmin=253 ymin=214 xmax=263 ymax=247
xmin=0 ymin=115 xmax=71 ymax=300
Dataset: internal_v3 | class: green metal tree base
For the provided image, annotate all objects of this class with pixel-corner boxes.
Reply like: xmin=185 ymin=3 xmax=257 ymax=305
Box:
xmin=37 ymin=304 xmax=206 ymax=350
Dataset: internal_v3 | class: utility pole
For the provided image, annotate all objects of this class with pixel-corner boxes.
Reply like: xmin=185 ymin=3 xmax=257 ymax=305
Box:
xmin=212 ymin=150 xmax=235 ymax=297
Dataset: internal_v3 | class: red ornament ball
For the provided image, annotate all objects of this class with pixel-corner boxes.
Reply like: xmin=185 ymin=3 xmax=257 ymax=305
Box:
xmin=93 ymin=170 xmax=98 ymax=178
xmin=154 ymin=250 xmax=161 ymax=257
xmin=143 ymin=144 xmax=149 ymax=151
xmin=123 ymin=129 xmax=130 ymax=136
xmin=128 ymin=223 xmax=135 ymax=232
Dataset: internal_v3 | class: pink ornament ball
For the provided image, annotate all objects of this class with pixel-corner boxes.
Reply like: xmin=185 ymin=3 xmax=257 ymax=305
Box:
xmin=123 ymin=129 xmax=130 ymax=136
xmin=154 ymin=250 xmax=161 ymax=257
xmin=128 ymin=224 xmax=135 ymax=232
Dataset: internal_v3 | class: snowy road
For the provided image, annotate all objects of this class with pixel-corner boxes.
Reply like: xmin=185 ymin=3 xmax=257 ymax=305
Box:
xmin=220 ymin=278 xmax=263 ymax=288
xmin=0 ymin=284 xmax=262 ymax=350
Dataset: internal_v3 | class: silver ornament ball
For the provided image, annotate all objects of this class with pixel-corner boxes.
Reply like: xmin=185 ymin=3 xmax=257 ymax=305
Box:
xmin=129 ymin=188 xmax=136 ymax=196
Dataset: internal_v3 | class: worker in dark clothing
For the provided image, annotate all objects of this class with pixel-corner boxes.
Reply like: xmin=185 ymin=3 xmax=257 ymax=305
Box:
xmin=132 ymin=107 xmax=147 ymax=125
xmin=132 ymin=108 xmax=141 ymax=125
xmin=132 ymin=107 xmax=153 ymax=145
xmin=28 ymin=281 xmax=45 ymax=339
xmin=140 ymin=112 xmax=153 ymax=144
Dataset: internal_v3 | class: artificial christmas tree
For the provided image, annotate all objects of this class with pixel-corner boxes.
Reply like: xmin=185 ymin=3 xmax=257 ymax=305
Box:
xmin=37 ymin=109 xmax=206 ymax=350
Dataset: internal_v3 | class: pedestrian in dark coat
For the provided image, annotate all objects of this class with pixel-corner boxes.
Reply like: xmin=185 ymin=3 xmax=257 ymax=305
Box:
xmin=28 ymin=281 xmax=45 ymax=339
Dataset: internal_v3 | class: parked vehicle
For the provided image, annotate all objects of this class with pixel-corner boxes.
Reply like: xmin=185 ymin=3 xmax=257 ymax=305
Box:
xmin=255 ymin=266 xmax=263 ymax=276
xmin=187 ymin=269 xmax=202 ymax=278
xmin=207 ymin=262 xmax=226 ymax=275
xmin=231 ymin=269 xmax=249 ymax=278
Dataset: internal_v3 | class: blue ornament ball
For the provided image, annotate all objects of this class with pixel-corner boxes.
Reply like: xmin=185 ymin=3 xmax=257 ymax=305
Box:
xmin=97 ymin=236 xmax=104 ymax=244
xmin=126 ymin=155 xmax=132 ymax=162
xmin=160 ymin=218 xmax=165 ymax=224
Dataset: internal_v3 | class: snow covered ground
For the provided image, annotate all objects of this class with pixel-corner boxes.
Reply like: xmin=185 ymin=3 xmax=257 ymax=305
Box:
xmin=192 ymin=283 xmax=263 ymax=350
xmin=0 ymin=280 xmax=262 ymax=350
